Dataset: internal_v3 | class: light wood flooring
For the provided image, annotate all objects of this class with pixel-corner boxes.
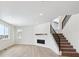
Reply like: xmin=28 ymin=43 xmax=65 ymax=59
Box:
xmin=0 ymin=44 xmax=59 ymax=57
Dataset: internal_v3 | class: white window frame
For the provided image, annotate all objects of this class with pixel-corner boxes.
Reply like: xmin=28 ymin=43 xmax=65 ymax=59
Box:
xmin=0 ymin=22 xmax=9 ymax=40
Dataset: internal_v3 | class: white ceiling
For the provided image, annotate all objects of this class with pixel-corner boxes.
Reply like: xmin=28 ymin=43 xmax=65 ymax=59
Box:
xmin=0 ymin=1 xmax=79 ymax=26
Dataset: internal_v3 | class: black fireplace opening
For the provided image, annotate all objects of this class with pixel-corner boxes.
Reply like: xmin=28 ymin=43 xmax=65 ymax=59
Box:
xmin=37 ymin=39 xmax=45 ymax=44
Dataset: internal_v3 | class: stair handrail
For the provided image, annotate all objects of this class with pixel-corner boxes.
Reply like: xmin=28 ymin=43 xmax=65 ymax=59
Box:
xmin=62 ymin=15 xmax=71 ymax=29
xmin=50 ymin=24 xmax=60 ymax=51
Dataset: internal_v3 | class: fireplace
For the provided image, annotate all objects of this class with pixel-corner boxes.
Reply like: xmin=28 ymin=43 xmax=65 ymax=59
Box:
xmin=37 ymin=39 xmax=45 ymax=44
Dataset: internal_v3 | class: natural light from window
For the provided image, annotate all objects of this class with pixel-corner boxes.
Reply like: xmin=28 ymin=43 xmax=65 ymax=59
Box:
xmin=0 ymin=24 xmax=9 ymax=40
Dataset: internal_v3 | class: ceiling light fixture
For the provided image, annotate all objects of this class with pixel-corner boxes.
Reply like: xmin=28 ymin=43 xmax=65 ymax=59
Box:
xmin=40 ymin=13 xmax=43 ymax=16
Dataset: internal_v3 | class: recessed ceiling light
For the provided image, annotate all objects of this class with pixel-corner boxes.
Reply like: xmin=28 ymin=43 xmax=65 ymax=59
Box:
xmin=40 ymin=13 xmax=43 ymax=16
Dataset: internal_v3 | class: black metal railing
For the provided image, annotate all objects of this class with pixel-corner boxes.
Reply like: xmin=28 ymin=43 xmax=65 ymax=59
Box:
xmin=50 ymin=25 xmax=60 ymax=51
xmin=62 ymin=15 xmax=71 ymax=29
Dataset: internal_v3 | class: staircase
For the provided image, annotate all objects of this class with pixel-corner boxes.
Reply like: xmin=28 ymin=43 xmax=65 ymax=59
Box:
xmin=53 ymin=33 xmax=79 ymax=57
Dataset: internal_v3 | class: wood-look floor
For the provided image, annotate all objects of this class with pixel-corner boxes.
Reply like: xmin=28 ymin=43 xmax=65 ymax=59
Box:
xmin=0 ymin=44 xmax=59 ymax=57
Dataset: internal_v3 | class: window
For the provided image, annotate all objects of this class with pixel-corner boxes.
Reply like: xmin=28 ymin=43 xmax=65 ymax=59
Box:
xmin=4 ymin=26 xmax=9 ymax=39
xmin=0 ymin=23 xmax=9 ymax=40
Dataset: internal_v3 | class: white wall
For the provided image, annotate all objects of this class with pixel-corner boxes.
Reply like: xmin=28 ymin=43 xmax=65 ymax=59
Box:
xmin=15 ymin=26 xmax=35 ymax=45
xmin=16 ymin=22 xmax=59 ymax=55
xmin=62 ymin=14 xmax=79 ymax=53
xmin=51 ymin=16 xmax=65 ymax=33
xmin=0 ymin=19 xmax=15 ymax=51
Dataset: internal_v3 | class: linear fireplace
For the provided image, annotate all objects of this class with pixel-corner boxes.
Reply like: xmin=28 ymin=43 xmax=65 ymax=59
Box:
xmin=37 ymin=39 xmax=45 ymax=44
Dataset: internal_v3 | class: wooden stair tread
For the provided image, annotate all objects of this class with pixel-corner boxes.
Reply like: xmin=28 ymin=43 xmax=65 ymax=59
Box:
xmin=60 ymin=44 xmax=70 ymax=45
xmin=56 ymin=39 xmax=66 ymax=40
xmin=56 ymin=39 xmax=67 ymax=41
xmin=61 ymin=48 xmax=75 ymax=49
xmin=55 ymin=37 xmax=66 ymax=39
xmin=53 ymin=36 xmax=64 ymax=37
xmin=58 ymin=42 xmax=70 ymax=43
xmin=60 ymin=46 xmax=73 ymax=48
xmin=60 ymin=44 xmax=71 ymax=46
xmin=62 ymin=53 xmax=79 ymax=57
xmin=53 ymin=33 xmax=79 ymax=57
xmin=61 ymin=48 xmax=76 ymax=52
xmin=62 ymin=51 xmax=77 ymax=53
xmin=59 ymin=43 xmax=70 ymax=45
